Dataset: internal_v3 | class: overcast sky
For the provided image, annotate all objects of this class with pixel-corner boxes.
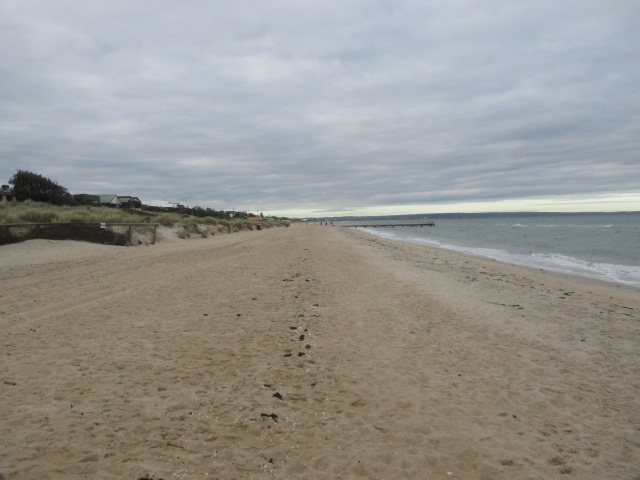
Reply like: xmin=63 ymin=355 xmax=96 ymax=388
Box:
xmin=1 ymin=0 xmax=639 ymax=216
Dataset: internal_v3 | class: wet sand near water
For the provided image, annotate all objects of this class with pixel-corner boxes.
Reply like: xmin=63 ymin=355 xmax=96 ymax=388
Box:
xmin=1 ymin=224 xmax=639 ymax=479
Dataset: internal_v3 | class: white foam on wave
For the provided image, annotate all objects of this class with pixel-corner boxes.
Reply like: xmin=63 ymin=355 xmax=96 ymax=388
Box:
xmin=512 ymin=223 xmax=615 ymax=228
xmin=356 ymin=227 xmax=640 ymax=287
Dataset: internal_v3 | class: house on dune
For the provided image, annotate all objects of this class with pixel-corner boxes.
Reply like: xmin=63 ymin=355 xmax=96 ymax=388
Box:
xmin=74 ymin=194 xmax=141 ymax=208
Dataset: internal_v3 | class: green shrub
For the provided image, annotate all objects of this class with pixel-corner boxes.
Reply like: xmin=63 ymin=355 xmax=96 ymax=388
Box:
xmin=177 ymin=223 xmax=208 ymax=239
xmin=157 ymin=214 xmax=178 ymax=227
xmin=176 ymin=227 xmax=190 ymax=239
xmin=201 ymin=216 xmax=218 ymax=225
xmin=9 ymin=169 xmax=74 ymax=205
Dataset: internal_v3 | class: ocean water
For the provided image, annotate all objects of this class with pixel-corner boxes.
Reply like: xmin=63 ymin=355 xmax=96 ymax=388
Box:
xmin=341 ymin=213 xmax=640 ymax=287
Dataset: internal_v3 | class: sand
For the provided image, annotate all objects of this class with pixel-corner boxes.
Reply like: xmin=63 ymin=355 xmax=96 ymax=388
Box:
xmin=1 ymin=224 xmax=639 ymax=480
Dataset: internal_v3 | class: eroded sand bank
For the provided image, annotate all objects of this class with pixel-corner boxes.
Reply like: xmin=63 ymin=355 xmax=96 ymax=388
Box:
xmin=1 ymin=225 xmax=639 ymax=479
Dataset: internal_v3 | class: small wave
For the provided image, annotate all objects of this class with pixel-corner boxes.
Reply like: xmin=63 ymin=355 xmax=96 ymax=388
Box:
xmin=356 ymin=227 xmax=640 ymax=287
xmin=564 ymin=224 xmax=615 ymax=228
xmin=526 ymin=253 xmax=640 ymax=286
xmin=512 ymin=223 xmax=615 ymax=228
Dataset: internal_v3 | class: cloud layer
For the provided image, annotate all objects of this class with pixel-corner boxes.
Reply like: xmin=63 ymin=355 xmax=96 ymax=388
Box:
xmin=1 ymin=0 xmax=639 ymax=214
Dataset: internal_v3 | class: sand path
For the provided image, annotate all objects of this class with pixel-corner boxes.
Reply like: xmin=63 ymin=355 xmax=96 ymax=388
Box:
xmin=1 ymin=225 xmax=639 ymax=479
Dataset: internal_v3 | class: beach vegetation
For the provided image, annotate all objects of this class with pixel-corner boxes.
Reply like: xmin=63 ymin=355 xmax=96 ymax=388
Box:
xmin=0 ymin=200 xmax=149 ymax=224
xmin=9 ymin=170 xmax=75 ymax=205
xmin=0 ymin=200 xmax=287 ymax=232
xmin=156 ymin=214 xmax=179 ymax=227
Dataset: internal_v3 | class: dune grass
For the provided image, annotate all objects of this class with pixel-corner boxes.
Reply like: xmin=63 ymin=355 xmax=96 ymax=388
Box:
xmin=0 ymin=201 xmax=154 ymax=224
xmin=0 ymin=201 xmax=283 ymax=233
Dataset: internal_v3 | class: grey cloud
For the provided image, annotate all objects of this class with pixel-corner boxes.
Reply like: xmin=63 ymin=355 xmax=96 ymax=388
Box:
xmin=1 ymin=0 xmax=639 ymax=214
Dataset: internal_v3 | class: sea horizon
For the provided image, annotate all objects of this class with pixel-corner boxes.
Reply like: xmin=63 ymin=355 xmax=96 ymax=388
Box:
xmin=319 ymin=210 xmax=640 ymax=221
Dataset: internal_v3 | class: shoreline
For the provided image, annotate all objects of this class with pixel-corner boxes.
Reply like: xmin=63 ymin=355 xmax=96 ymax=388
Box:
xmin=351 ymin=224 xmax=640 ymax=290
xmin=2 ymin=225 xmax=639 ymax=479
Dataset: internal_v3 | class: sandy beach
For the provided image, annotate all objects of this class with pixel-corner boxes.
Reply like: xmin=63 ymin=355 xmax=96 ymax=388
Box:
xmin=1 ymin=224 xmax=639 ymax=480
